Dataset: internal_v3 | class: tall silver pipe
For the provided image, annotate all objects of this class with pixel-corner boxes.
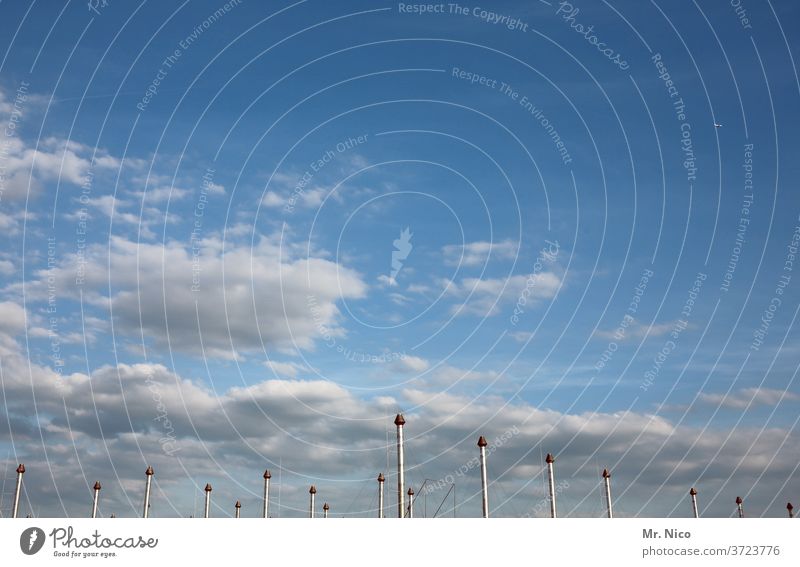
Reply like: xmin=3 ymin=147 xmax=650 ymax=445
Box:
xmin=323 ymin=502 xmax=329 ymax=518
xmin=235 ymin=500 xmax=241 ymax=518
xmin=309 ymin=485 xmax=316 ymax=518
xmin=142 ymin=466 xmax=154 ymax=518
xmin=91 ymin=482 xmax=101 ymax=518
xmin=407 ymin=487 xmax=414 ymax=518
xmin=788 ymin=502 xmax=794 ymax=518
xmin=377 ymin=473 xmax=385 ymax=518
xmin=602 ymin=469 xmax=613 ymax=519
xmin=689 ymin=488 xmax=699 ymax=518
xmin=395 ymin=414 xmax=406 ymax=518
xmin=478 ymin=436 xmax=489 ymax=518
xmin=203 ymin=484 xmax=212 ymax=518
xmin=736 ymin=496 xmax=743 ymax=518
xmin=546 ymin=453 xmax=556 ymax=518
xmin=263 ymin=469 xmax=271 ymax=518
xmin=11 ymin=464 xmax=24 ymax=519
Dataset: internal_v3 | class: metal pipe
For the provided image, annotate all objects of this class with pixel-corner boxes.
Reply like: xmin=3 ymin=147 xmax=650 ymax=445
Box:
xmin=235 ymin=500 xmax=241 ymax=518
xmin=788 ymin=502 xmax=794 ymax=518
xmin=407 ymin=487 xmax=414 ymax=518
xmin=91 ymin=482 xmax=101 ymax=519
xmin=736 ymin=496 xmax=743 ymax=518
xmin=546 ymin=453 xmax=556 ymax=518
xmin=204 ymin=484 xmax=212 ymax=518
xmin=323 ymin=502 xmax=329 ymax=518
xmin=377 ymin=473 xmax=385 ymax=518
xmin=395 ymin=414 xmax=406 ymax=518
xmin=689 ymin=488 xmax=699 ymax=518
xmin=309 ymin=485 xmax=316 ymax=518
xmin=263 ymin=469 xmax=271 ymax=518
xmin=478 ymin=436 xmax=489 ymax=518
xmin=12 ymin=464 xmax=24 ymax=519
xmin=143 ymin=466 xmax=154 ymax=518
xmin=602 ymin=469 xmax=613 ymax=519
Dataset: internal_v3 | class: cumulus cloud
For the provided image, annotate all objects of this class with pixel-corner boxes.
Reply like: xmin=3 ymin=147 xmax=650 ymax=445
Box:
xmin=2 ymin=333 xmax=798 ymax=518
xmin=594 ymin=320 xmax=678 ymax=341
xmin=17 ymin=234 xmax=368 ymax=359
xmin=442 ymin=239 xmax=518 ymax=267
xmin=698 ymin=387 xmax=800 ymax=410
xmin=0 ymin=135 xmax=119 ymax=200
xmin=444 ymin=272 xmax=561 ymax=317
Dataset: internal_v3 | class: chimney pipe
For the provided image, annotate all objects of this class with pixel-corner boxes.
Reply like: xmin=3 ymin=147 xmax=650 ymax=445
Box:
xmin=602 ymin=469 xmax=613 ymax=519
xmin=235 ymin=500 xmax=241 ymax=518
xmin=689 ymin=488 xmax=699 ymax=518
xmin=478 ymin=436 xmax=489 ymax=518
xmin=407 ymin=487 xmax=414 ymax=518
xmin=546 ymin=453 xmax=556 ymax=518
xmin=91 ymin=482 xmax=101 ymax=519
xmin=143 ymin=466 xmax=154 ymax=518
xmin=203 ymin=484 xmax=212 ymax=518
xmin=395 ymin=414 xmax=406 ymax=518
xmin=323 ymin=502 xmax=329 ymax=518
xmin=377 ymin=473 xmax=385 ymax=518
xmin=263 ymin=469 xmax=271 ymax=518
xmin=736 ymin=496 xmax=743 ymax=518
xmin=12 ymin=464 xmax=24 ymax=519
xmin=309 ymin=485 xmax=317 ymax=518
xmin=787 ymin=502 xmax=794 ymax=518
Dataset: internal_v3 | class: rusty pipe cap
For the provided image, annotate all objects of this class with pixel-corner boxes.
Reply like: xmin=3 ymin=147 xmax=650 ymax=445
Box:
xmin=309 ymin=485 xmax=317 ymax=494
xmin=263 ymin=469 xmax=271 ymax=479
xmin=235 ymin=500 xmax=241 ymax=508
xmin=690 ymin=487 xmax=697 ymax=496
xmin=394 ymin=413 xmax=406 ymax=426
xmin=323 ymin=503 xmax=329 ymax=511
xmin=16 ymin=464 xmax=25 ymax=474
xmin=736 ymin=496 xmax=743 ymax=504
xmin=408 ymin=487 xmax=414 ymax=496
xmin=787 ymin=502 xmax=793 ymax=511
xmin=145 ymin=466 xmax=154 ymax=476
xmin=545 ymin=453 xmax=555 ymax=464
xmin=205 ymin=483 xmax=212 ymax=492
xmin=602 ymin=468 xmax=611 ymax=478
xmin=377 ymin=473 xmax=385 ymax=483
xmin=477 ymin=436 xmax=488 ymax=447
xmin=94 ymin=481 xmax=102 ymax=490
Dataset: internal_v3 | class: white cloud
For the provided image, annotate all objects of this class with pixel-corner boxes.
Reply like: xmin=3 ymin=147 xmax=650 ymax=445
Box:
xmin=698 ymin=387 xmax=800 ymax=410
xmin=444 ymin=272 xmax=561 ymax=317
xmin=1 ymin=326 xmax=798 ymax=518
xmin=442 ymin=239 xmax=519 ymax=267
xmin=18 ymin=234 xmax=368 ymax=359
xmin=264 ymin=360 xmax=308 ymax=378
xmin=594 ymin=320 xmax=677 ymax=341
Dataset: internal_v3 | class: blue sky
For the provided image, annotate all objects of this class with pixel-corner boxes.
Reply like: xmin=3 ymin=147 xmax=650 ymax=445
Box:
xmin=1 ymin=0 xmax=799 ymax=518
